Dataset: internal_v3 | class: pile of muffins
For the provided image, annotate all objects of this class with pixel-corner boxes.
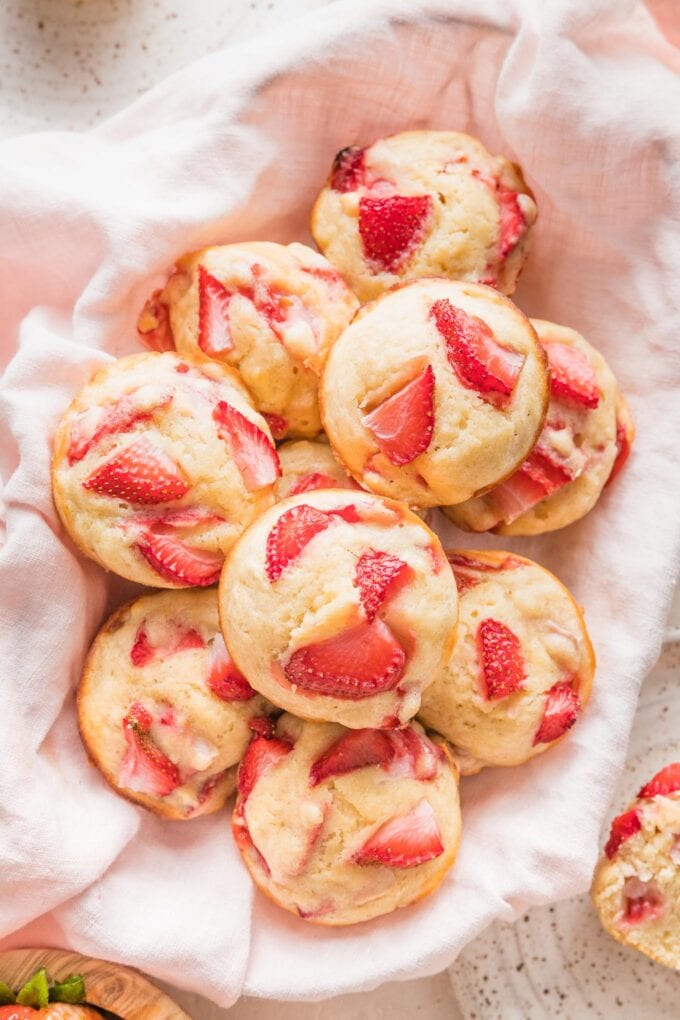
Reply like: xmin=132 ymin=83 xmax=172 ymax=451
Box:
xmin=51 ymin=130 xmax=644 ymax=933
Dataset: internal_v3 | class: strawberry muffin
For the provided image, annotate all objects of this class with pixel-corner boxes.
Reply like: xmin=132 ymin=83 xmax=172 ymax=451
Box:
xmin=52 ymin=352 xmax=279 ymax=587
xmin=275 ymin=438 xmax=359 ymax=500
xmin=320 ymin=279 xmax=549 ymax=507
xmin=418 ymin=550 xmax=595 ymax=772
xmin=78 ymin=589 xmax=273 ymax=819
xmin=232 ymin=714 xmax=461 ymax=925
xmin=592 ymin=763 xmax=680 ymax=969
xmin=137 ymin=242 xmax=359 ymax=439
xmin=219 ymin=489 xmax=458 ymax=729
xmin=311 ymin=130 xmax=537 ymax=302
xmin=445 ymin=319 xmax=624 ymax=534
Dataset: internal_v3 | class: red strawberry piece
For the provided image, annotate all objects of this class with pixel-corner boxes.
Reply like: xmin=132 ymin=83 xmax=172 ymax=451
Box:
xmin=83 ymin=436 xmax=189 ymax=505
xmin=362 ymin=364 xmax=435 ymax=466
xmin=213 ymin=401 xmax=280 ymax=491
xmin=263 ymin=412 xmax=288 ymax=440
xmin=352 ymin=799 xmax=444 ymax=868
xmin=119 ymin=701 xmax=181 ymax=797
xmin=195 ymin=768 xmax=230 ymax=809
xmin=130 ymin=621 xmax=204 ymax=666
xmin=309 ymin=728 xmax=395 ymax=787
xmin=354 ymin=549 xmax=412 ymax=621
xmin=289 ymin=472 xmax=341 ymax=496
xmin=388 ymin=726 xmax=441 ymax=781
xmin=136 ymin=530 xmax=223 ymax=587
xmin=284 ymin=618 xmax=405 ymax=700
xmin=129 ymin=505 xmax=222 ymax=532
xmin=447 ymin=552 xmax=521 ymax=594
xmin=497 ymin=184 xmax=527 ymax=258
xmin=0 ymin=1009 xmax=39 ymax=1020
xmin=638 ymin=762 xmax=680 ymax=799
xmin=477 ymin=618 xmax=526 ymax=700
xmin=533 ymin=681 xmax=581 ymax=745
xmin=206 ymin=633 xmax=255 ymax=701
xmin=330 ymin=146 xmax=366 ymax=192
xmin=237 ymin=733 xmax=293 ymax=803
xmin=137 ymin=288 xmax=175 ymax=352
xmin=265 ymin=503 xmax=334 ymax=581
xmin=431 ymin=298 xmax=524 ymax=406
xmin=198 ymin=265 xmax=235 ymax=355
xmin=543 ymin=342 xmax=600 ymax=409
xmin=67 ymin=390 xmax=172 ymax=465
xmin=607 ymin=401 xmax=634 ymax=487
xmin=622 ymin=878 xmax=665 ymax=925
xmin=604 ymin=808 xmax=641 ymax=859
xmin=359 ymin=194 xmax=433 ymax=272
xmin=249 ymin=716 xmax=275 ymax=738
xmin=491 ymin=438 xmax=581 ymax=524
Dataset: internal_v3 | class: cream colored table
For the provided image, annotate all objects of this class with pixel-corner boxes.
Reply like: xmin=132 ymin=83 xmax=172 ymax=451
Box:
xmin=1 ymin=3 xmax=677 ymax=1016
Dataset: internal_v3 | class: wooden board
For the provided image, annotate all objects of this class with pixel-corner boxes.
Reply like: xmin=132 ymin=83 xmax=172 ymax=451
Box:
xmin=0 ymin=949 xmax=191 ymax=1020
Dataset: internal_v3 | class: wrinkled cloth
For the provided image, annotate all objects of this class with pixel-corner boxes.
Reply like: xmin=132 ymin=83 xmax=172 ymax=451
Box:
xmin=1 ymin=0 xmax=679 ymax=1006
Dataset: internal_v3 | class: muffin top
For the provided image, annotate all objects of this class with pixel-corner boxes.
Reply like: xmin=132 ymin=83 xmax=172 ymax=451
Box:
xmin=233 ymin=714 xmax=461 ymax=925
xmin=52 ymin=352 xmax=279 ymax=587
xmin=78 ymin=589 xmax=272 ymax=819
xmin=138 ymin=241 xmax=359 ymax=438
xmin=311 ymin=130 xmax=537 ymax=301
xmin=419 ymin=550 xmax=595 ymax=771
xmin=219 ymin=488 xmax=458 ymax=729
xmin=320 ymin=279 xmax=549 ymax=507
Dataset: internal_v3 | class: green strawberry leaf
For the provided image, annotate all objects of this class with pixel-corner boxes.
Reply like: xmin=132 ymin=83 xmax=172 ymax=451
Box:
xmin=50 ymin=974 xmax=86 ymax=1004
xmin=16 ymin=968 xmax=50 ymax=1009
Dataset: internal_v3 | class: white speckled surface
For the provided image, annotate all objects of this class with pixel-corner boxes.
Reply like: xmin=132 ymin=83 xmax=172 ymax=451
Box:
xmin=1 ymin=1 xmax=678 ymax=1016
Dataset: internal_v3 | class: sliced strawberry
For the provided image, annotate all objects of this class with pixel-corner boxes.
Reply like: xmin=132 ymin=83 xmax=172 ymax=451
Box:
xmin=533 ymin=681 xmax=581 ymax=745
xmin=477 ymin=618 xmax=526 ymax=700
xmin=330 ymin=146 xmax=366 ymax=192
xmin=198 ymin=265 xmax=235 ymax=355
xmin=195 ymin=768 xmax=231 ymax=810
xmin=213 ymin=401 xmax=280 ymax=492
xmin=206 ymin=633 xmax=255 ymax=701
xmin=359 ymin=194 xmax=433 ymax=272
xmin=431 ymin=298 xmax=524 ymax=406
xmin=289 ymin=472 xmax=341 ymax=496
xmin=543 ymin=342 xmax=600 ymax=409
xmin=604 ymin=808 xmax=641 ymax=859
xmin=265 ymin=503 xmax=337 ymax=581
xmin=447 ymin=551 xmax=522 ymax=594
xmin=119 ymin=701 xmax=181 ymax=797
xmin=130 ymin=620 xmax=204 ymax=666
xmin=309 ymin=728 xmax=395 ymax=786
xmin=638 ymin=762 xmax=680 ymax=799
xmin=491 ymin=438 xmax=581 ymax=524
xmin=263 ymin=412 xmax=288 ymax=440
xmin=388 ymin=726 xmax=441 ymax=781
xmin=284 ymin=618 xmax=405 ymax=700
xmin=354 ymin=549 xmax=412 ymax=621
xmin=497 ymin=183 xmax=528 ymax=258
xmin=607 ymin=399 xmax=634 ymax=486
xmin=237 ymin=733 xmax=293 ymax=803
xmin=362 ymin=364 xmax=435 ymax=465
xmin=352 ymin=799 xmax=444 ymax=868
xmin=136 ymin=530 xmax=223 ymax=587
xmin=249 ymin=716 xmax=275 ymax=738
xmin=622 ymin=878 xmax=665 ymax=926
xmin=67 ymin=389 xmax=172 ymax=465
xmin=83 ymin=435 xmax=189 ymax=505
xmin=137 ymin=288 xmax=175 ymax=352
xmin=129 ymin=505 xmax=222 ymax=531
xmin=0 ymin=1009 xmax=38 ymax=1019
